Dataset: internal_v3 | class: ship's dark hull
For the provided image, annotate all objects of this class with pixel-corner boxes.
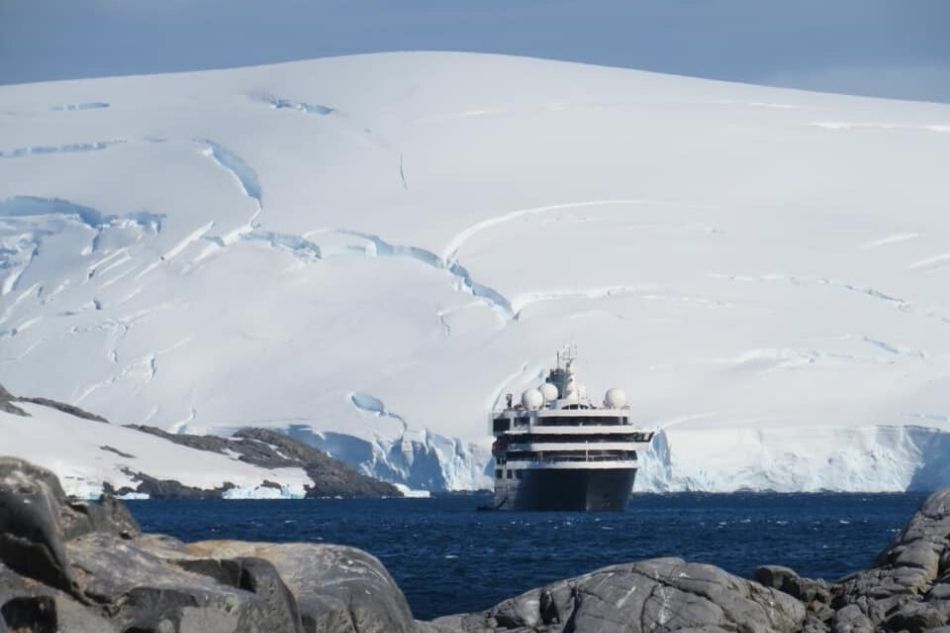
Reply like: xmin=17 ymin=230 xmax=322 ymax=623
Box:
xmin=497 ymin=468 xmax=636 ymax=512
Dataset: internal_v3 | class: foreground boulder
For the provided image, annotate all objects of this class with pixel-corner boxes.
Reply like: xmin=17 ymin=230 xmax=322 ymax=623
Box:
xmin=830 ymin=489 xmax=950 ymax=632
xmin=0 ymin=457 xmax=414 ymax=632
xmin=183 ymin=541 xmax=416 ymax=633
xmin=433 ymin=491 xmax=950 ymax=633
xmin=3 ymin=456 xmax=950 ymax=632
xmin=437 ymin=557 xmax=807 ymax=632
xmin=0 ymin=457 xmax=138 ymax=593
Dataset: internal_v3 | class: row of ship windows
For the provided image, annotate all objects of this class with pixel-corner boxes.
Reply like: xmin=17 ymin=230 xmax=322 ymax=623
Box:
xmin=503 ymin=434 xmax=642 ymax=442
xmin=504 ymin=450 xmax=638 ymax=461
xmin=495 ymin=469 xmax=524 ymax=479
xmin=492 ymin=417 xmax=628 ymax=432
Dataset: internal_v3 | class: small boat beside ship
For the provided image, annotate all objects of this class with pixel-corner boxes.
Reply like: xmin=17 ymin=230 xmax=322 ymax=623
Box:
xmin=490 ymin=348 xmax=654 ymax=511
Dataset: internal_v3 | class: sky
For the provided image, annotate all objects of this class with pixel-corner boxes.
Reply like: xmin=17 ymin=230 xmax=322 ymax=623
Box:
xmin=2 ymin=1 xmax=950 ymax=102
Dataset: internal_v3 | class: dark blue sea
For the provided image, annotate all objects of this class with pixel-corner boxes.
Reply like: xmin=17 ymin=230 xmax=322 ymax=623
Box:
xmin=126 ymin=492 xmax=928 ymax=620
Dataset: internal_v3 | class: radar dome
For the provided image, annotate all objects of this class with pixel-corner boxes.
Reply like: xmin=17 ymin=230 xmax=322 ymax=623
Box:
xmin=539 ymin=383 xmax=559 ymax=402
xmin=604 ymin=388 xmax=628 ymax=409
xmin=521 ymin=388 xmax=544 ymax=410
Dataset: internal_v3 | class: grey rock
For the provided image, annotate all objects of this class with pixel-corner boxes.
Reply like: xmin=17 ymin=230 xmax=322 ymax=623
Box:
xmin=755 ymin=565 xmax=831 ymax=604
xmin=1 ymin=563 xmax=55 ymax=633
xmin=801 ymin=613 xmax=832 ymax=633
xmin=885 ymin=600 xmax=947 ymax=632
xmin=833 ymin=489 xmax=950 ymax=626
xmin=0 ymin=384 xmax=27 ymax=416
xmin=175 ymin=556 xmax=305 ymax=632
xmin=0 ymin=562 xmax=117 ymax=633
xmin=832 ymin=605 xmax=874 ymax=633
xmin=67 ymin=494 xmax=141 ymax=539
xmin=184 ymin=540 xmax=416 ymax=633
xmin=52 ymin=594 xmax=120 ymax=633
xmin=0 ymin=457 xmax=79 ymax=591
xmin=0 ymin=458 xmax=304 ymax=632
xmin=0 ymin=457 xmax=140 ymax=592
xmin=67 ymin=532 xmax=305 ymax=633
xmin=418 ymin=619 xmax=466 ymax=633
xmin=814 ymin=602 xmax=838 ymax=621
xmin=0 ymin=595 xmax=57 ymax=633
xmin=452 ymin=557 xmax=806 ymax=633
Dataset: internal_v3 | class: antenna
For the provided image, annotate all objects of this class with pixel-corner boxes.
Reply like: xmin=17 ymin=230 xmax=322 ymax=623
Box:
xmin=562 ymin=343 xmax=577 ymax=365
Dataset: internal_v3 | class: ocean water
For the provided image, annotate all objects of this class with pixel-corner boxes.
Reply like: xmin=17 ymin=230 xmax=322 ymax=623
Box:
xmin=127 ymin=492 xmax=929 ymax=620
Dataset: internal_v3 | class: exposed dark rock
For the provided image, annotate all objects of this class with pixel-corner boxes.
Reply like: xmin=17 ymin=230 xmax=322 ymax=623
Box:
xmin=0 ymin=383 xmax=109 ymax=422
xmin=15 ymin=397 xmax=109 ymax=423
xmin=755 ymin=565 xmax=832 ymax=605
xmin=831 ymin=489 xmax=950 ymax=629
xmin=0 ymin=595 xmax=57 ymax=633
xmin=120 ymin=469 xmax=236 ymax=499
xmin=236 ymin=428 xmax=401 ymax=498
xmin=832 ymin=604 xmax=874 ymax=633
xmin=885 ymin=601 xmax=947 ymax=632
xmin=185 ymin=540 xmax=416 ymax=633
xmin=176 ymin=555 xmax=303 ymax=630
xmin=446 ymin=557 xmax=807 ymax=632
xmin=126 ymin=424 xmax=238 ymax=455
xmin=100 ymin=445 xmax=135 ymax=458
xmin=801 ymin=612 xmax=832 ymax=633
xmin=0 ymin=562 xmax=118 ymax=633
xmin=3 ymin=384 xmax=399 ymax=499
xmin=67 ymin=494 xmax=141 ymax=539
xmin=0 ymin=458 xmax=411 ymax=632
xmin=66 ymin=532 xmax=307 ymax=632
xmin=128 ymin=424 xmax=401 ymax=498
xmin=0 ymin=457 xmax=79 ymax=592
xmin=0 ymin=384 xmax=27 ymax=417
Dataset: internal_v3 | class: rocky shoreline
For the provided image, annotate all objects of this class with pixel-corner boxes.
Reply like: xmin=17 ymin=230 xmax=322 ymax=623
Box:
xmin=1 ymin=457 xmax=948 ymax=632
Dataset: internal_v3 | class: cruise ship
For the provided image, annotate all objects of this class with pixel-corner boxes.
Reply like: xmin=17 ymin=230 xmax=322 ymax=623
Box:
xmin=491 ymin=349 xmax=654 ymax=511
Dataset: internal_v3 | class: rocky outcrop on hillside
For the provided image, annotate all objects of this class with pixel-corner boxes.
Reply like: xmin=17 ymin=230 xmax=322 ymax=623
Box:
xmin=1 ymin=383 xmax=401 ymax=499
xmin=1 ymin=457 xmax=948 ymax=632
xmin=127 ymin=425 xmax=401 ymax=498
xmin=0 ymin=383 xmax=108 ymax=422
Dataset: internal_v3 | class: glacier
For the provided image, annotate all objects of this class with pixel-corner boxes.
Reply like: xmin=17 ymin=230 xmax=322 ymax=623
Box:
xmin=1 ymin=52 xmax=949 ymax=493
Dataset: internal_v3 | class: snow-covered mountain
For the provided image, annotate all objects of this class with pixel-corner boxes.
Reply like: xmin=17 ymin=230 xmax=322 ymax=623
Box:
xmin=0 ymin=399 xmax=308 ymax=499
xmin=0 ymin=385 xmax=404 ymax=499
xmin=1 ymin=53 xmax=949 ymax=492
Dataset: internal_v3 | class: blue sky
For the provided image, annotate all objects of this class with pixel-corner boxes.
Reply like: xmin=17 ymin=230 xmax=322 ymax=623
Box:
xmin=2 ymin=1 xmax=949 ymax=102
